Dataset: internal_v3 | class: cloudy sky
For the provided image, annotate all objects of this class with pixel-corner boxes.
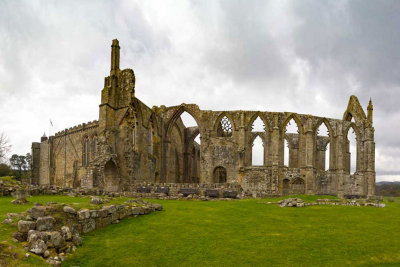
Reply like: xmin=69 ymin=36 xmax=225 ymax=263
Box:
xmin=1 ymin=0 xmax=399 ymax=181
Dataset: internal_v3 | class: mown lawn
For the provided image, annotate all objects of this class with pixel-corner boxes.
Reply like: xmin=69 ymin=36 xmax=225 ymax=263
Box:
xmin=1 ymin=195 xmax=400 ymax=266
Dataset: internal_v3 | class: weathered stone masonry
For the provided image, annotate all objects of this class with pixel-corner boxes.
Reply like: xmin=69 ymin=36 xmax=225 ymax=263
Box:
xmin=32 ymin=39 xmax=376 ymax=197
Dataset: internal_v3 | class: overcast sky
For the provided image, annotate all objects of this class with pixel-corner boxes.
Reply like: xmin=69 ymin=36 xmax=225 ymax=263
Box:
xmin=1 ymin=0 xmax=399 ymax=181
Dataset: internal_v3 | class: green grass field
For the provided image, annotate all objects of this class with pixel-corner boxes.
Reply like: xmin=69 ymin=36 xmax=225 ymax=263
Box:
xmin=1 ymin=195 xmax=400 ymax=266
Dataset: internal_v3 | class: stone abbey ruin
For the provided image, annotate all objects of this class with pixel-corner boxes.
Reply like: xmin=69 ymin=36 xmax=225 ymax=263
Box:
xmin=31 ymin=40 xmax=376 ymax=198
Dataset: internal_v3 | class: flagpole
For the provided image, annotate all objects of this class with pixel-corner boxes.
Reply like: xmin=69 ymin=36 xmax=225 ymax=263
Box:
xmin=49 ymin=119 xmax=53 ymax=137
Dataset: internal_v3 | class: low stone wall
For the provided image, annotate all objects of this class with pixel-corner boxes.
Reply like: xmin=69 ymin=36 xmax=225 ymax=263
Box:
xmin=261 ymin=198 xmax=386 ymax=208
xmin=3 ymin=199 xmax=162 ymax=266
xmin=1 ymin=183 xmax=243 ymax=199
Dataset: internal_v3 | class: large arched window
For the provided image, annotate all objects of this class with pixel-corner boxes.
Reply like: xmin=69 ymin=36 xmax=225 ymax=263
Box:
xmin=315 ymin=122 xmax=330 ymax=171
xmin=82 ymin=137 xmax=90 ymax=166
xmin=346 ymin=126 xmax=358 ymax=174
xmin=217 ymin=116 xmax=233 ymax=137
xmin=252 ymin=136 xmax=264 ymax=166
xmin=283 ymin=118 xmax=299 ymax=167
xmin=177 ymin=111 xmax=201 ymax=183
xmin=251 ymin=116 xmax=266 ymax=166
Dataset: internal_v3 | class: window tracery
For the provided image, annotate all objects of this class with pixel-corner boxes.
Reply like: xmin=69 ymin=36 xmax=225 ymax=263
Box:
xmin=217 ymin=116 xmax=233 ymax=137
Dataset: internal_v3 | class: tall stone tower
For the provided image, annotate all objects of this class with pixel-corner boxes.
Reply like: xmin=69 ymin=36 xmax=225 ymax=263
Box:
xmin=99 ymin=39 xmax=136 ymax=133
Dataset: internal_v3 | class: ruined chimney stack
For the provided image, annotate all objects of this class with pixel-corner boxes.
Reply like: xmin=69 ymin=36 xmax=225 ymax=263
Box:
xmin=110 ymin=39 xmax=120 ymax=76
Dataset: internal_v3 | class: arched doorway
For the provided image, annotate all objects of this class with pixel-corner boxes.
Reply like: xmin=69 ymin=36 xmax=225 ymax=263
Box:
xmin=283 ymin=179 xmax=290 ymax=195
xmin=213 ymin=166 xmax=227 ymax=183
xmin=291 ymin=178 xmax=305 ymax=194
xmin=104 ymin=160 xmax=118 ymax=191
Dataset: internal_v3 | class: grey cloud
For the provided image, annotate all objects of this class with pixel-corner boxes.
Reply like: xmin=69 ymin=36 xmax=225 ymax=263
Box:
xmin=0 ymin=0 xmax=399 ymax=181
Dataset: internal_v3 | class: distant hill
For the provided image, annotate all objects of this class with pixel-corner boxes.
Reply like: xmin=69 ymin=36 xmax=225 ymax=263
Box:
xmin=376 ymin=181 xmax=400 ymax=185
xmin=376 ymin=181 xmax=400 ymax=196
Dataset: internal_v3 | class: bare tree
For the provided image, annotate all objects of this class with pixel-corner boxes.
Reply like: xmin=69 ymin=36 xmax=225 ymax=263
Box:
xmin=0 ymin=133 xmax=11 ymax=164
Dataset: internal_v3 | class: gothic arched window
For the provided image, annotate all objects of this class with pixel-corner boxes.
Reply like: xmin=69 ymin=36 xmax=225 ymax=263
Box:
xmin=82 ymin=137 xmax=90 ymax=166
xmin=217 ymin=116 xmax=233 ymax=137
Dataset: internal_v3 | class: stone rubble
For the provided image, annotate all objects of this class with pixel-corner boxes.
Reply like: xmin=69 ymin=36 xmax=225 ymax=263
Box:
xmin=269 ymin=198 xmax=386 ymax=208
xmin=10 ymin=199 xmax=162 ymax=266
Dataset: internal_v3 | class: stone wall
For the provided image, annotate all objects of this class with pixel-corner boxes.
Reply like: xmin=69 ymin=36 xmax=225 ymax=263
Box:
xmin=6 ymin=200 xmax=162 ymax=265
xmin=32 ymin=39 xmax=376 ymax=198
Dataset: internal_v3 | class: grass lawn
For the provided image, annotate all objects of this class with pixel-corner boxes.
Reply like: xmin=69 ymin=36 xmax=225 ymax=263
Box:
xmin=1 ymin=195 xmax=400 ymax=266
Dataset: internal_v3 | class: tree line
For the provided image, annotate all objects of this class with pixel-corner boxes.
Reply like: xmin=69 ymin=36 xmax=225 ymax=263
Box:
xmin=0 ymin=132 xmax=32 ymax=180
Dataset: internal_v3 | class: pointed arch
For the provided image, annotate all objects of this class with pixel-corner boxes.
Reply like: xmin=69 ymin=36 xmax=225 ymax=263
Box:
xmin=165 ymin=105 xmax=201 ymax=138
xmin=213 ymin=166 xmax=227 ymax=183
xmin=214 ymin=112 xmax=236 ymax=137
xmin=344 ymin=122 xmax=361 ymax=142
xmin=282 ymin=113 xmax=303 ymax=134
xmin=165 ymin=105 xmax=200 ymax=183
xmin=247 ymin=112 xmax=270 ymax=132
xmin=313 ymin=118 xmax=334 ymax=171
xmin=131 ymin=98 xmax=144 ymax=127
xmin=251 ymin=135 xmax=264 ymax=166
xmin=82 ymin=135 xmax=90 ymax=166
xmin=344 ymin=122 xmax=361 ymax=174
xmin=342 ymin=95 xmax=367 ymax=125
xmin=313 ymin=118 xmax=334 ymax=137
xmin=282 ymin=114 xmax=301 ymax=168
xmin=291 ymin=178 xmax=305 ymax=194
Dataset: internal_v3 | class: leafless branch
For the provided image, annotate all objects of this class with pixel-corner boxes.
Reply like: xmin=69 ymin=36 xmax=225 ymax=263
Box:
xmin=0 ymin=132 xmax=11 ymax=163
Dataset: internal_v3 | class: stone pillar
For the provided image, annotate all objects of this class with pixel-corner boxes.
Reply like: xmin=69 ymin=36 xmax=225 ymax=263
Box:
xmin=335 ymin=122 xmax=345 ymax=197
xmin=161 ymin=139 xmax=171 ymax=183
xmin=271 ymin=114 xmax=281 ymax=166
xmin=237 ymin=112 xmax=246 ymax=171
xmin=302 ymin=117 xmax=315 ymax=194
xmin=364 ymin=126 xmax=376 ymax=196
xmin=270 ymin=114 xmax=282 ymax=193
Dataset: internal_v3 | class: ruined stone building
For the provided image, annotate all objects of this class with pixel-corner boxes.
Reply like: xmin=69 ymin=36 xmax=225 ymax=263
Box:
xmin=31 ymin=40 xmax=376 ymax=197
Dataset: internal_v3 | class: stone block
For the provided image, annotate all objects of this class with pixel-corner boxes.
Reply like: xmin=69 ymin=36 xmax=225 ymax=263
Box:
xmin=90 ymin=209 xmax=100 ymax=218
xmin=49 ymin=231 xmax=65 ymax=248
xmin=61 ymin=226 xmax=72 ymax=241
xmin=29 ymin=239 xmax=47 ymax=255
xmin=111 ymin=211 xmax=119 ymax=222
xmin=18 ymin=220 xmax=36 ymax=233
xmin=77 ymin=209 xmax=90 ymax=220
xmin=98 ymin=208 xmax=108 ymax=218
xmin=31 ymin=206 xmax=47 ymax=219
xmin=103 ymin=205 xmax=117 ymax=214
xmin=36 ymin=216 xmax=55 ymax=231
xmin=63 ymin=206 xmax=77 ymax=215
xmin=81 ymin=218 xmax=96 ymax=233
xmin=132 ymin=207 xmax=140 ymax=215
